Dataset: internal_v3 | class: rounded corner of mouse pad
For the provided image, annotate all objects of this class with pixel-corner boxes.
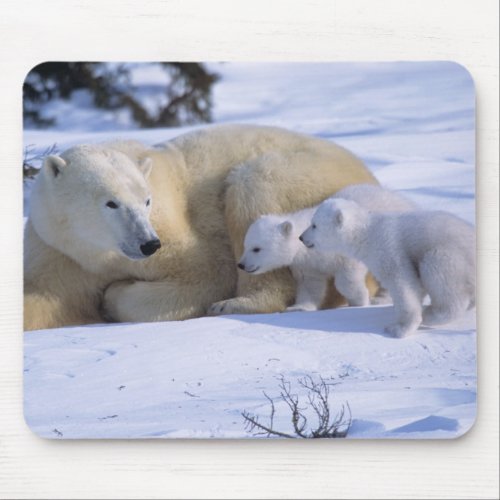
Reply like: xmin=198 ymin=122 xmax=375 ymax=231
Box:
xmin=22 ymin=61 xmax=476 ymax=440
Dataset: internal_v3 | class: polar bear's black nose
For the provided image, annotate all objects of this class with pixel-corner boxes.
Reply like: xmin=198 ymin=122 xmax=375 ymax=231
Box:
xmin=140 ymin=239 xmax=162 ymax=256
xmin=299 ymin=235 xmax=304 ymax=242
xmin=237 ymin=262 xmax=245 ymax=270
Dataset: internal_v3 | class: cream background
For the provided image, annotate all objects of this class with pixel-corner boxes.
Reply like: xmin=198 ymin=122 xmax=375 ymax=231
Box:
xmin=0 ymin=0 xmax=498 ymax=498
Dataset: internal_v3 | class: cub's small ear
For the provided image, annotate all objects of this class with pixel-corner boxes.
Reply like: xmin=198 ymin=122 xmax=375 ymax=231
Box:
xmin=43 ymin=155 xmax=67 ymax=178
xmin=138 ymin=157 xmax=153 ymax=179
xmin=279 ymin=221 xmax=293 ymax=236
xmin=333 ymin=209 xmax=344 ymax=227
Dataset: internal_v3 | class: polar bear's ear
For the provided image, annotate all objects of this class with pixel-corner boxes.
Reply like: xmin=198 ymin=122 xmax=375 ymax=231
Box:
xmin=279 ymin=221 xmax=293 ymax=236
xmin=333 ymin=209 xmax=344 ymax=228
xmin=43 ymin=155 xmax=67 ymax=178
xmin=138 ymin=157 xmax=153 ymax=179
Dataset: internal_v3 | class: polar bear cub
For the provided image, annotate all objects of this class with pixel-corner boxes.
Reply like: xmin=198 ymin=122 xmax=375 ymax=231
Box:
xmin=300 ymin=199 xmax=476 ymax=337
xmin=238 ymin=184 xmax=415 ymax=312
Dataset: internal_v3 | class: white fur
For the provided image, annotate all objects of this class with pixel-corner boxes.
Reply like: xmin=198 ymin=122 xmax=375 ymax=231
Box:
xmin=301 ymin=199 xmax=476 ymax=337
xmin=239 ymin=185 xmax=415 ymax=311
xmin=24 ymin=125 xmax=378 ymax=330
xmin=31 ymin=147 xmax=158 ymax=270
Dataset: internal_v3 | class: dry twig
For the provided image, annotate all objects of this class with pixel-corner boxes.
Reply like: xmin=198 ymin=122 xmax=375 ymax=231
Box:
xmin=23 ymin=143 xmax=59 ymax=178
xmin=242 ymin=374 xmax=351 ymax=439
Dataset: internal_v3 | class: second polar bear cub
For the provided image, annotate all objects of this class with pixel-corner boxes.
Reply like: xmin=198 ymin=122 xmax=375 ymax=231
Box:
xmin=239 ymin=184 xmax=415 ymax=312
xmin=300 ymin=199 xmax=476 ymax=337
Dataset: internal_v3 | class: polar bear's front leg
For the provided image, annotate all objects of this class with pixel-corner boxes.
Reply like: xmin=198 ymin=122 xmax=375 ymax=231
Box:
xmin=207 ymin=268 xmax=294 ymax=315
xmin=333 ymin=258 xmax=370 ymax=307
xmin=103 ymin=279 xmax=214 ymax=323
xmin=383 ymin=276 xmax=425 ymax=338
xmin=285 ymin=269 xmax=328 ymax=312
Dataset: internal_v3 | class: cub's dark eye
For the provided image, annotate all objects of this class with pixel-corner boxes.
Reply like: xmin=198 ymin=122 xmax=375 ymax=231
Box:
xmin=146 ymin=199 xmax=151 ymax=207
xmin=312 ymin=223 xmax=317 ymax=229
xmin=252 ymin=247 xmax=261 ymax=253
xmin=106 ymin=201 xmax=119 ymax=209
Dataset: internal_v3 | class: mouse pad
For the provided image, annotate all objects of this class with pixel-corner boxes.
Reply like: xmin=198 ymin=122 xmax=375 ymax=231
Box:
xmin=23 ymin=61 xmax=476 ymax=439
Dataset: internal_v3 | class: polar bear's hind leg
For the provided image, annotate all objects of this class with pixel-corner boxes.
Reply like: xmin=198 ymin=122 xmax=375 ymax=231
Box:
xmin=419 ymin=248 xmax=472 ymax=326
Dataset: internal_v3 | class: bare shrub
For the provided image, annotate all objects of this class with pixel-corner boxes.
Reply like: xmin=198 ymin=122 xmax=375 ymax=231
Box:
xmin=23 ymin=143 xmax=58 ymax=178
xmin=242 ymin=374 xmax=351 ymax=438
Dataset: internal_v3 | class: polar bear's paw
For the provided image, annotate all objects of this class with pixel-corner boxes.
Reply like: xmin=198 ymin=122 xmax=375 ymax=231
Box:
xmin=207 ymin=297 xmax=270 ymax=316
xmin=370 ymin=295 xmax=392 ymax=306
xmin=384 ymin=322 xmax=413 ymax=339
xmin=285 ymin=304 xmax=317 ymax=312
xmin=102 ymin=279 xmax=137 ymax=322
xmin=370 ymin=287 xmax=392 ymax=305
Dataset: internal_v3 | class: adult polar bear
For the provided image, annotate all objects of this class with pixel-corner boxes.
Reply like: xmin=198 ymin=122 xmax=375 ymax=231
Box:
xmin=24 ymin=124 xmax=377 ymax=330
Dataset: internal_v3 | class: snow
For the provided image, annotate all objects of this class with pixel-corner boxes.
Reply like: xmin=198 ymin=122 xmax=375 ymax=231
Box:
xmin=23 ymin=62 xmax=476 ymax=439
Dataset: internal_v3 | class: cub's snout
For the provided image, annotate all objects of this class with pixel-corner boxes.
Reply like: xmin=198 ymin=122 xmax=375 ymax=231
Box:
xmin=299 ymin=231 xmax=314 ymax=248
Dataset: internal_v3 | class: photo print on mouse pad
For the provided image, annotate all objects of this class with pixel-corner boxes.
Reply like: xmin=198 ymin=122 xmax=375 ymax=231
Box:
xmin=23 ymin=61 xmax=476 ymax=439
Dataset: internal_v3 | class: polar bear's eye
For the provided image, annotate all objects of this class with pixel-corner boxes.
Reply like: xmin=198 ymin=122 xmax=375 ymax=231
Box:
xmin=146 ymin=199 xmax=151 ymax=207
xmin=253 ymin=247 xmax=261 ymax=253
xmin=106 ymin=201 xmax=119 ymax=209
xmin=312 ymin=223 xmax=317 ymax=229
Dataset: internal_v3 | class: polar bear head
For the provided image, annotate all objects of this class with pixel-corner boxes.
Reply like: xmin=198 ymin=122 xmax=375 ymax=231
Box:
xmin=300 ymin=198 xmax=369 ymax=254
xmin=238 ymin=215 xmax=301 ymax=274
xmin=29 ymin=145 xmax=161 ymax=265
